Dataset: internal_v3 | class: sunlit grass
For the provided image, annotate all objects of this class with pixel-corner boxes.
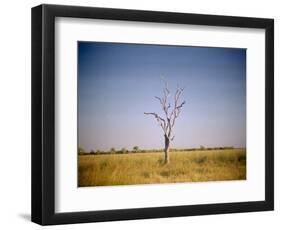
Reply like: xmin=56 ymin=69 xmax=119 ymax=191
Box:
xmin=78 ymin=149 xmax=246 ymax=187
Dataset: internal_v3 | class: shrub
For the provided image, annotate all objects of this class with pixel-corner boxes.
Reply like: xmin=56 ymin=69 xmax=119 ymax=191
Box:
xmin=133 ymin=146 xmax=139 ymax=152
xmin=110 ymin=147 xmax=116 ymax=154
xmin=90 ymin=150 xmax=95 ymax=155
xmin=96 ymin=150 xmax=101 ymax=155
xmin=121 ymin=148 xmax=128 ymax=154
xmin=200 ymin=145 xmax=205 ymax=150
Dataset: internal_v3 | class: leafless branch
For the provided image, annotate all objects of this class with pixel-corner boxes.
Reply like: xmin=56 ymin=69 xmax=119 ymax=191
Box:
xmin=145 ymin=82 xmax=185 ymax=142
xmin=170 ymin=86 xmax=186 ymax=128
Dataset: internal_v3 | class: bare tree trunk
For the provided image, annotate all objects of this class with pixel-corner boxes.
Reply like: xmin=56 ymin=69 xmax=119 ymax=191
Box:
xmin=164 ymin=135 xmax=170 ymax=164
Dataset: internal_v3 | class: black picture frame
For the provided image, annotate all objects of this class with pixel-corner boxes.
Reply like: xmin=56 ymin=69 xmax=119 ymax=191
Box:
xmin=31 ymin=4 xmax=274 ymax=225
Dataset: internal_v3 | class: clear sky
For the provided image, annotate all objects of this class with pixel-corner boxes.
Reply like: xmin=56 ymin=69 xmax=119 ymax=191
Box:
xmin=78 ymin=42 xmax=246 ymax=152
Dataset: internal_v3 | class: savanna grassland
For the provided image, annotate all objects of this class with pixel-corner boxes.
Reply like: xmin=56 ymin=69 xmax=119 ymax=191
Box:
xmin=78 ymin=148 xmax=246 ymax=187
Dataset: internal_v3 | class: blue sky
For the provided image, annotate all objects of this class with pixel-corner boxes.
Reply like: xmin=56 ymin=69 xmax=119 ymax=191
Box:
xmin=78 ymin=42 xmax=246 ymax=152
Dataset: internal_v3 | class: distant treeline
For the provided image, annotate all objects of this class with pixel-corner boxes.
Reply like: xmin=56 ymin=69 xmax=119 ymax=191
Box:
xmin=78 ymin=146 xmax=236 ymax=155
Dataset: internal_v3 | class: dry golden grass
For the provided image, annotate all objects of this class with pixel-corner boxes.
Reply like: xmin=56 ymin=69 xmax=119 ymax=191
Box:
xmin=78 ymin=149 xmax=246 ymax=187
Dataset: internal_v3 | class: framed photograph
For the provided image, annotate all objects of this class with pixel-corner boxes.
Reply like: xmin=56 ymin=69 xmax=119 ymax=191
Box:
xmin=31 ymin=4 xmax=274 ymax=225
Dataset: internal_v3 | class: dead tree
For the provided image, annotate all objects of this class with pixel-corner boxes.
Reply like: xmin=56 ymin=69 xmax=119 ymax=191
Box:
xmin=145 ymin=83 xmax=185 ymax=164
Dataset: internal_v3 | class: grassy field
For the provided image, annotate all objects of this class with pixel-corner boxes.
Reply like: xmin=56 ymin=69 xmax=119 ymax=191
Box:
xmin=78 ymin=149 xmax=246 ymax=187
